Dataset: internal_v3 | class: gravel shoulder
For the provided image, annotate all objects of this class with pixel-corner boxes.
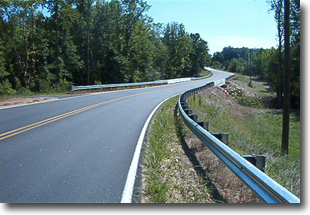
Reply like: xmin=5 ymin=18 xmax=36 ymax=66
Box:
xmin=0 ymin=97 xmax=59 ymax=108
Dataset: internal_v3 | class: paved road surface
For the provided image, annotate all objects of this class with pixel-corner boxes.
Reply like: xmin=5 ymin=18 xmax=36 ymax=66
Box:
xmin=0 ymin=69 xmax=230 ymax=203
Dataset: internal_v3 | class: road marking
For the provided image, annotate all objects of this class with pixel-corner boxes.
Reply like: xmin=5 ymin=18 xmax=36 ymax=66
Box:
xmin=0 ymin=83 xmax=196 ymax=141
xmin=121 ymin=94 xmax=178 ymax=203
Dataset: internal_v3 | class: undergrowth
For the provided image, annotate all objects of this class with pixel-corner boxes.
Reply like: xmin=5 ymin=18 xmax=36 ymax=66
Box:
xmin=141 ymin=96 xmax=214 ymax=203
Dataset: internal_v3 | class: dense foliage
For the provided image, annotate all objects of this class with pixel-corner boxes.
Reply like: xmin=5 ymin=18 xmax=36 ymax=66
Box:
xmin=0 ymin=0 xmax=211 ymax=94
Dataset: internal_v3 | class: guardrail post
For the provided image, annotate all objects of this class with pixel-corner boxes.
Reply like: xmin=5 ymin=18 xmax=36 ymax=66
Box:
xmin=212 ymin=133 xmax=229 ymax=145
xmin=188 ymin=114 xmax=198 ymax=122
xmin=182 ymin=104 xmax=189 ymax=110
xmin=242 ymin=155 xmax=266 ymax=172
xmin=256 ymin=155 xmax=266 ymax=172
xmin=198 ymin=121 xmax=209 ymax=131
xmin=177 ymin=73 xmax=300 ymax=203
xmin=184 ymin=109 xmax=193 ymax=115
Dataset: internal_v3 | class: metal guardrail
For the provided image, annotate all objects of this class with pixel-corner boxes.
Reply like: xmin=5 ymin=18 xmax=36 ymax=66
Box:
xmin=69 ymin=74 xmax=213 ymax=92
xmin=70 ymin=80 xmax=166 ymax=91
xmin=178 ymin=79 xmax=300 ymax=203
xmin=69 ymin=78 xmax=195 ymax=92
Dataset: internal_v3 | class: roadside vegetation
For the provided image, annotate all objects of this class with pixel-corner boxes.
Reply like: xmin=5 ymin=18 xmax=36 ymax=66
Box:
xmin=141 ymin=74 xmax=300 ymax=203
xmin=187 ymin=75 xmax=300 ymax=198
xmin=140 ymin=96 xmax=215 ymax=203
xmin=1 ymin=0 xmax=210 ymax=97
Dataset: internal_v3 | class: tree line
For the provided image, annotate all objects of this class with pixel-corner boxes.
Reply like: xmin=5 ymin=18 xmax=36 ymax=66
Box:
xmin=211 ymin=0 xmax=300 ymax=109
xmin=0 ymin=0 xmax=300 ymax=110
xmin=0 ymin=0 xmax=211 ymax=95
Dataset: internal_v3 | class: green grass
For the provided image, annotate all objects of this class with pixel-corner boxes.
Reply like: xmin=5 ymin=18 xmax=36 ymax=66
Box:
xmin=188 ymin=89 xmax=300 ymax=198
xmin=0 ymin=89 xmax=68 ymax=99
xmin=233 ymin=74 xmax=273 ymax=95
xmin=141 ymin=96 xmax=214 ymax=203
xmin=142 ymin=74 xmax=300 ymax=202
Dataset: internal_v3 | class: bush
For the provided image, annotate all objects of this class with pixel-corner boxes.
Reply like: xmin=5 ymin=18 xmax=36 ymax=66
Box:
xmin=0 ymin=79 xmax=15 ymax=95
xmin=248 ymin=79 xmax=253 ymax=88
xmin=235 ymin=95 xmax=264 ymax=108
xmin=52 ymin=80 xmax=70 ymax=93
xmin=39 ymin=79 xmax=52 ymax=93
xmin=16 ymin=87 xmax=32 ymax=96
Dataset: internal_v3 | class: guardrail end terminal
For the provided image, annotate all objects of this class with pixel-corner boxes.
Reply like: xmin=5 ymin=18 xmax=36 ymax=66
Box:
xmin=68 ymin=85 xmax=74 ymax=92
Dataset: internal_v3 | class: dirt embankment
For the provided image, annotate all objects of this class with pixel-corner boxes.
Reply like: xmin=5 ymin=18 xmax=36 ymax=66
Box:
xmin=184 ymin=85 xmax=264 ymax=203
xmin=0 ymin=97 xmax=58 ymax=108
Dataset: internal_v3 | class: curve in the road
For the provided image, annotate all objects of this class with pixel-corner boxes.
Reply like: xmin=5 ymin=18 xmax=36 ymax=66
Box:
xmin=0 ymin=68 xmax=230 ymax=203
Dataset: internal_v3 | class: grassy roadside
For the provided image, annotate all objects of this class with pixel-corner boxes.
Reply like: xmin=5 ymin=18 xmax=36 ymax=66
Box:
xmin=141 ymin=74 xmax=300 ymax=203
xmin=187 ymin=76 xmax=300 ymax=198
xmin=140 ymin=96 xmax=215 ymax=203
xmin=0 ymin=91 xmax=66 ymax=100
xmin=140 ymin=93 xmax=263 ymax=203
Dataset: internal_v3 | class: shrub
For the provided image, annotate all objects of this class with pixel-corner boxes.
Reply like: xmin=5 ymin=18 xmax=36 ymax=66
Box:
xmin=0 ymin=79 xmax=15 ymax=95
xmin=16 ymin=87 xmax=32 ymax=96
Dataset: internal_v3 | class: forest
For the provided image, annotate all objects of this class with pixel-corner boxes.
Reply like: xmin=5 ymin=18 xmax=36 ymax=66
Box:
xmin=0 ymin=0 xmax=211 ymax=95
xmin=0 ymin=0 xmax=300 ymax=109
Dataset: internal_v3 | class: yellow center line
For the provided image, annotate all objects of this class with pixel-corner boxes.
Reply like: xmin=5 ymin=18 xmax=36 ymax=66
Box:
xmin=0 ymin=82 xmax=196 ymax=141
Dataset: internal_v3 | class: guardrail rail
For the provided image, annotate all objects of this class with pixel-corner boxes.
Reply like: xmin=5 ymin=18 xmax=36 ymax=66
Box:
xmin=68 ymin=74 xmax=212 ymax=92
xmin=178 ymin=77 xmax=300 ymax=203
xmin=69 ymin=78 xmax=197 ymax=92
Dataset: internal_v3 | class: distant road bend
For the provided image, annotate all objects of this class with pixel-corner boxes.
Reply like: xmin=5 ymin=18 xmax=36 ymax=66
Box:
xmin=0 ymin=68 xmax=230 ymax=203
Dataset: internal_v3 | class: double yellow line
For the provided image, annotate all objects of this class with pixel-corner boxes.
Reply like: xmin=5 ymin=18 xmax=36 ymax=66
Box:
xmin=0 ymin=82 xmax=196 ymax=141
xmin=0 ymin=93 xmax=139 ymax=141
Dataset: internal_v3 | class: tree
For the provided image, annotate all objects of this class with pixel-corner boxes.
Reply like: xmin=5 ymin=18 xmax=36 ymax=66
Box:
xmin=289 ymin=0 xmax=300 ymax=109
xmin=73 ymin=0 xmax=95 ymax=85
xmin=128 ymin=19 xmax=154 ymax=82
xmin=267 ymin=0 xmax=300 ymax=108
xmin=0 ymin=0 xmax=213 ymax=95
xmin=228 ymin=58 xmax=244 ymax=74
xmin=189 ymin=33 xmax=210 ymax=77
xmin=44 ymin=0 xmax=81 ymax=89
xmin=1 ymin=1 xmax=28 ymax=88
xmin=162 ymin=22 xmax=193 ymax=78
xmin=148 ymin=22 xmax=168 ymax=80
xmin=120 ymin=0 xmax=150 ymax=82
xmin=252 ymin=48 xmax=269 ymax=79
xmin=281 ymin=0 xmax=290 ymax=155
xmin=268 ymin=0 xmax=284 ymax=104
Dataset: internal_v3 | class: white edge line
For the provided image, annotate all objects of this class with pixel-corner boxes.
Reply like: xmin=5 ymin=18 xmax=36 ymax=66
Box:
xmin=121 ymin=94 xmax=179 ymax=203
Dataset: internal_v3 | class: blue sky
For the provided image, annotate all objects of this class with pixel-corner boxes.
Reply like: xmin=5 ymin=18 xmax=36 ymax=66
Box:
xmin=146 ymin=0 xmax=278 ymax=55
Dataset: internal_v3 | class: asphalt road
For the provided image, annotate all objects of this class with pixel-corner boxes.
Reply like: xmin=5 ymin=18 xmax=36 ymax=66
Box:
xmin=0 ymin=68 xmax=230 ymax=203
